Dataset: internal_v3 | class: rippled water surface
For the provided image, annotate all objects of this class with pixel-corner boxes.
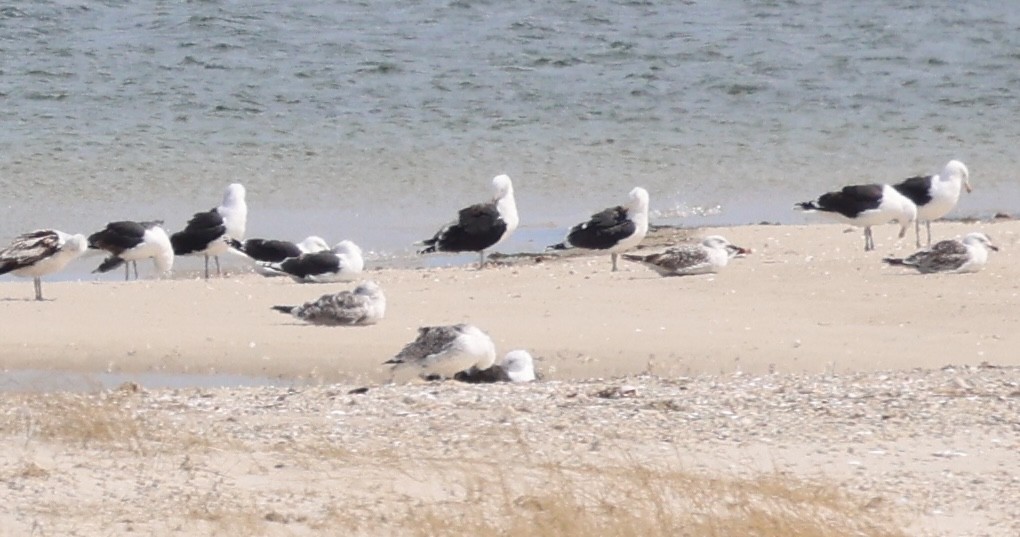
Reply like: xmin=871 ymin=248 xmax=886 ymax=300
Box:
xmin=2 ymin=0 xmax=1019 ymax=274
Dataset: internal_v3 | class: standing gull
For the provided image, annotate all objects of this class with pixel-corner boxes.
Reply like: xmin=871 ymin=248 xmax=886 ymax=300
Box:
xmin=170 ymin=183 xmax=248 ymax=279
xmin=0 ymin=229 xmax=87 ymax=300
xmin=622 ymin=235 xmax=750 ymax=276
xmin=385 ymin=324 xmax=497 ymax=382
xmin=892 ymin=160 xmax=972 ymax=247
xmin=261 ymin=240 xmax=364 ymax=283
xmin=454 ymin=349 xmax=538 ymax=383
xmin=271 ymin=280 xmax=386 ymax=326
xmin=88 ymin=220 xmax=174 ymax=280
xmin=418 ymin=174 xmax=519 ymax=268
xmin=795 ymin=183 xmax=917 ymax=251
xmin=883 ymin=232 xmax=997 ymax=274
xmin=548 ymin=187 xmax=650 ymax=271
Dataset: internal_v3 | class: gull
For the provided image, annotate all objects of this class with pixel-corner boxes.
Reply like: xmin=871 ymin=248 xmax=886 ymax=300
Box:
xmin=883 ymin=232 xmax=998 ymax=274
xmin=170 ymin=183 xmax=247 ymax=278
xmin=418 ymin=174 xmax=519 ymax=268
xmin=0 ymin=229 xmax=87 ymax=300
xmin=892 ymin=160 xmax=972 ymax=247
xmin=271 ymin=281 xmax=385 ymax=326
xmin=795 ymin=183 xmax=916 ymax=251
xmin=88 ymin=220 xmax=173 ymax=280
xmin=385 ymin=324 xmax=496 ymax=382
xmin=623 ymin=235 xmax=750 ymax=276
xmin=548 ymin=187 xmax=650 ymax=271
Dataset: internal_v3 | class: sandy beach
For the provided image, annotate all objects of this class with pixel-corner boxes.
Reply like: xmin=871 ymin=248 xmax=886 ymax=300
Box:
xmin=2 ymin=220 xmax=1019 ymax=536
xmin=2 ymin=221 xmax=1018 ymax=383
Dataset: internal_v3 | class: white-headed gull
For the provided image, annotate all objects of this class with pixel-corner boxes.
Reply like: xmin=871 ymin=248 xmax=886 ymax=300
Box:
xmin=170 ymin=183 xmax=247 ymax=278
xmin=419 ymin=174 xmax=519 ymax=269
xmin=892 ymin=160 xmax=972 ymax=247
xmin=549 ymin=187 xmax=650 ymax=271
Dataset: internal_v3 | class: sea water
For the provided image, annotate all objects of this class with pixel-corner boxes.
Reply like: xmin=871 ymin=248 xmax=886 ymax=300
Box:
xmin=2 ymin=0 xmax=1018 ymax=278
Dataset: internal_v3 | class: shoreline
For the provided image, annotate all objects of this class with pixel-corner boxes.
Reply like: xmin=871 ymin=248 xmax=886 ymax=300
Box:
xmin=1 ymin=220 xmax=1018 ymax=385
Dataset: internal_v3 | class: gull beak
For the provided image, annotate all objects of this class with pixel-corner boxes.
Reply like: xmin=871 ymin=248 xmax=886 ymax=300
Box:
xmin=964 ymin=180 xmax=973 ymax=194
xmin=728 ymin=245 xmax=752 ymax=257
xmin=989 ymin=244 xmax=999 ymax=251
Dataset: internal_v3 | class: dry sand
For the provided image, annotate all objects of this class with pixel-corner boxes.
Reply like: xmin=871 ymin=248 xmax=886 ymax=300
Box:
xmin=1 ymin=220 xmax=1019 ymax=536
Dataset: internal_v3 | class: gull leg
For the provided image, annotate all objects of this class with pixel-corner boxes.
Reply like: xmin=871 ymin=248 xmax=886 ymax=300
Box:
xmin=215 ymin=256 xmax=221 ymax=276
xmin=132 ymin=260 xmax=139 ymax=280
xmin=864 ymin=227 xmax=874 ymax=251
xmin=478 ymin=251 xmax=485 ymax=270
xmin=611 ymin=253 xmax=619 ymax=271
xmin=925 ymin=220 xmax=932 ymax=246
xmin=203 ymin=255 xmax=210 ymax=280
xmin=34 ymin=277 xmax=43 ymax=301
xmin=915 ymin=220 xmax=921 ymax=248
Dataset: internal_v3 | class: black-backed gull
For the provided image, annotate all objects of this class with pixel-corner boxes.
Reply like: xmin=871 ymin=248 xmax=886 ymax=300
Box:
xmin=170 ymin=183 xmax=247 ymax=279
xmin=385 ymin=324 xmax=497 ymax=382
xmin=271 ymin=280 xmax=386 ymax=326
xmin=0 ymin=229 xmax=87 ymax=300
xmin=623 ymin=235 xmax=750 ymax=276
xmin=418 ymin=174 xmax=519 ymax=268
xmin=260 ymin=240 xmax=363 ymax=283
xmin=88 ymin=220 xmax=174 ymax=280
xmin=892 ymin=160 xmax=972 ymax=247
xmin=548 ymin=187 xmax=650 ymax=271
xmin=883 ymin=232 xmax=997 ymax=274
xmin=795 ymin=183 xmax=916 ymax=251
xmin=454 ymin=349 xmax=537 ymax=383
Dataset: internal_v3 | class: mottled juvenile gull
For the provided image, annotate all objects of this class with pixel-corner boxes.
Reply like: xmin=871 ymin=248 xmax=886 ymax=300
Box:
xmin=88 ymin=220 xmax=173 ymax=280
xmin=623 ymin=235 xmax=750 ymax=276
xmin=261 ymin=240 xmax=364 ymax=283
xmin=883 ymin=232 xmax=997 ymax=274
xmin=418 ymin=174 xmax=519 ymax=269
xmin=892 ymin=160 xmax=972 ymax=247
xmin=0 ymin=229 xmax=87 ymax=300
xmin=170 ymin=183 xmax=247 ymax=279
xmin=795 ymin=183 xmax=916 ymax=251
xmin=454 ymin=349 xmax=537 ymax=383
xmin=548 ymin=187 xmax=650 ymax=271
xmin=385 ymin=324 xmax=496 ymax=382
xmin=271 ymin=280 xmax=385 ymax=326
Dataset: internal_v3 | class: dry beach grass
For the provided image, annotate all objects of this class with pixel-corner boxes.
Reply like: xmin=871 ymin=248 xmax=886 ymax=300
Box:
xmin=2 ymin=221 xmax=1020 ymax=536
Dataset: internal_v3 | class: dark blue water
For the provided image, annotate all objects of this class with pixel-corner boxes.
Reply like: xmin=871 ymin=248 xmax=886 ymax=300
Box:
xmin=2 ymin=0 xmax=1019 ymax=278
